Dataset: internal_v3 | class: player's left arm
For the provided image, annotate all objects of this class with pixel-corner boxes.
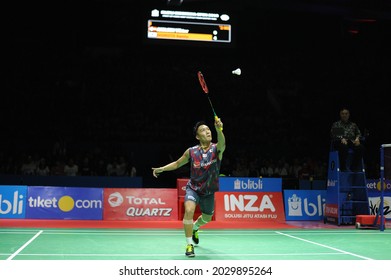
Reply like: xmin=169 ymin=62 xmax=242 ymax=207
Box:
xmin=152 ymin=149 xmax=190 ymax=178
xmin=215 ymin=117 xmax=226 ymax=160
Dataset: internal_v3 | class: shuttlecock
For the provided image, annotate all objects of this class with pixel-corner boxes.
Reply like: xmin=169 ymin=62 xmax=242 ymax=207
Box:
xmin=232 ymin=68 xmax=241 ymax=75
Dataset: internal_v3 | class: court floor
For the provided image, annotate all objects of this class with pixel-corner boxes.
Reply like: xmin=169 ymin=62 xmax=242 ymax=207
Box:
xmin=1 ymin=227 xmax=390 ymax=260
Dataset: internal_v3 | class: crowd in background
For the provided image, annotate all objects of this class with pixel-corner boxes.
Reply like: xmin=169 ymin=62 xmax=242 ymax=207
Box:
xmin=3 ymin=5 xmax=389 ymax=187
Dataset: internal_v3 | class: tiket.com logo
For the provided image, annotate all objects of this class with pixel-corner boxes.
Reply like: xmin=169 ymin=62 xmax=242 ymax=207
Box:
xmin=366 ymin=180 xmax=391 ymax=191
xmin=108 ymin=192 xmax=124 ymax=207
xmin=376 ymin=181 xmax=391 ymax=191
xmin=28 ymin=195 xmax=101 ymax=212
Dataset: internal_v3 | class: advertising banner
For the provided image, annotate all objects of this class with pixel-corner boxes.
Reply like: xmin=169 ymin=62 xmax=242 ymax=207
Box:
xmin=0 ymin=185 xmax=28 ymax=219
xmin=283 ymin=190 xmax=326 ymax=220
xmin=26 ymin=186 xmax=103 ymax=219
xmin=324 ymin=151 xmax=340 ymax=222
xmin=219 ymin=177 xmax=282 ymax=192
xmin=366 ymin=179 xmax=391 ymax=220
xmin=177 ymin=177 xmax=282 ymax=195
xmin=104 ymin=188 xmax=178 ymax=220
xmin=177 ymin=178 xmax=188 ymax=197
xmin=324 ymin=203 xmax=339 ymax=218
xmin=214 ymin=192 xmax=285 ymax=222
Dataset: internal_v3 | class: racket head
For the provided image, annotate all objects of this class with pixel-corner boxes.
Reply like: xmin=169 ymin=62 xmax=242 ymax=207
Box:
xmin=197 ymin=71 xmax=209 ymax=94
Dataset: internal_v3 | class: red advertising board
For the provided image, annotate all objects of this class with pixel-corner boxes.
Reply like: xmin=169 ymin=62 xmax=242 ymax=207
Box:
xmin=177 ymin=178 xmax=188 ymax=197
xmin=103 ymin=188 xmax=178 ymax=221
xmin=324 ymin=203 xmax=339 ymax=218
xmin=214 ymin=192 xmax=285 ymax=222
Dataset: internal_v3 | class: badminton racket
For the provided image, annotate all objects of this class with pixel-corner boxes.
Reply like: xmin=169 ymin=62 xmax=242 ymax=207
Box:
xmin=197 ymin=71 xmax=222 ymax=131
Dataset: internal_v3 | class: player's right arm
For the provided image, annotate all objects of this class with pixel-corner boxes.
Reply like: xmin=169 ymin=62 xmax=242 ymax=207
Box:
xmin=152 ymin=148 xmax=190 ymax=178
xmin=215 ymin=118 xmax=226 ymax=160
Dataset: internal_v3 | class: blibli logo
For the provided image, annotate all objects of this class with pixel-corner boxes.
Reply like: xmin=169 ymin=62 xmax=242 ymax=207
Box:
xmin=327 ymin=179 xmax=337 ymax=187
xmin=287 ymin=194 xmax=325 ymax=217
xmin=288 ymin=194 xmax=302 ymax=216
xmin=233 ymin=179 xmax=263 ymax=190
xmin=0 ymin=191 xmax=24 ymax=215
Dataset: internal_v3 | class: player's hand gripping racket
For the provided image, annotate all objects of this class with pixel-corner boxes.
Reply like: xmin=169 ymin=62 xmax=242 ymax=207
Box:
xmin=197 ymin=71 xmax=223 ymax=131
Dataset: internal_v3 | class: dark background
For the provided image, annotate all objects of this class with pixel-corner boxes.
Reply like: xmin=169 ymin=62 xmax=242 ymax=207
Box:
xmin=4 ymin=0 xmax=391 ymax=186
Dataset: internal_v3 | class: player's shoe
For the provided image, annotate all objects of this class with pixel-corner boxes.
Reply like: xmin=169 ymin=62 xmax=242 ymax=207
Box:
xmin=185 ymin=244 xmax=195 ymax=257
xmin=192 ymin=229 xmax=199 ymax=245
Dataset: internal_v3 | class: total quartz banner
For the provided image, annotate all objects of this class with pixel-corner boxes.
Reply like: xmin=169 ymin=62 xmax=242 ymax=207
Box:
xmin=103 ymin=188 xmax=178 ymax=221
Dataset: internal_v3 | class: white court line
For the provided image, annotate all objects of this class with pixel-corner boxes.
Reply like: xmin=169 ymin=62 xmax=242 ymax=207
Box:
xmin=1 ymin=229 xmax=380 ymax=260
xmin=0 ymin=228 xmax=385 ymax=234
xmin=3 ymin=252 xmax=346 ymax=257
xmin=6 ymin=230 xmax=43 ymax=260
xmin=30 ymin=231 xmax=391 ymax=237
xmin=1 ymin=229 xmax=389 ymax=236
xmin=275 ymin=231 xmax=373 ymax=260
xmin=0 ymin=231 xmax=45 ymax=235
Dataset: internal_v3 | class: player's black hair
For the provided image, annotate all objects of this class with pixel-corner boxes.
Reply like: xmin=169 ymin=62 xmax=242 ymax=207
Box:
xmin=193 ymin=121 xmax=206 ymax=136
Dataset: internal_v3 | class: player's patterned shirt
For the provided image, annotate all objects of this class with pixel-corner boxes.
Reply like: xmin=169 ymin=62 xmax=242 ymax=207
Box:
xmin=186 ymin=143 xmax=221 ymax=195
xmin=331 ymin=120 xmax=362 ymax=141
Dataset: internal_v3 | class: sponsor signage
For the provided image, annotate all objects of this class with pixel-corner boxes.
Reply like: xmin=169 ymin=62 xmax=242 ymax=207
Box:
xmin=177 ymin=177 xmax=281 ymax=195
xmin=366 ymin=179 xmax=391 ymax=220
xmin=368 ymin=196 xmax=391 ymax=219
xmin=177 ymin=178 xmax=188 ymax=197
xmin=214 ymin=192 xmax=285 ymax=222
xmin=284 ymin=190 xmax=326 ymax=220
xmin=366 ymin=179 xmax=391 ymax=193
xmin=104 ymin=188 xmax=178 ymax=220
xmin=219 ymin=177 xmax=282 ymax=192
xmin=0 ymin=185 xmax=28 ymax=219
xmin=26 ymin=186 xmax=103 ymax=219
xmin=324 ymin=203 xmax=339 ymax=218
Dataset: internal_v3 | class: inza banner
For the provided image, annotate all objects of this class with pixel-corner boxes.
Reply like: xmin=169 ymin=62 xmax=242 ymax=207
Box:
xmin=214 ymin=192 xmax=285 ymax=222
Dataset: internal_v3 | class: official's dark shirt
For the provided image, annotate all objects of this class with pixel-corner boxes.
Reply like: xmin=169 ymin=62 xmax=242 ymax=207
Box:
xmin=330 ymin=120 xmax=361 ymax=141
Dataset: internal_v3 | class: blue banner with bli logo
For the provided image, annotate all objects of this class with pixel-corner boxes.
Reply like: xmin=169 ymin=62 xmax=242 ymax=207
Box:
xmin=283 ymin=190 xmax=326 ymax=220
xmin=0 ymin=185 xmax=28 ymax=219
xmin=219 ymin=177 xmax=282 ymax=192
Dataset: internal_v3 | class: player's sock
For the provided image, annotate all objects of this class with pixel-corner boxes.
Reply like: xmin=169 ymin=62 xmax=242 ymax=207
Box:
xmin=193 ymin=215 xmax=207 ymax=230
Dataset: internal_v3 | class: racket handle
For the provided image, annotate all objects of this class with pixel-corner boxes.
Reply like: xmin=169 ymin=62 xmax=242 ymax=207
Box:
xmin=215 ymin=116 xmax=223 ymax=131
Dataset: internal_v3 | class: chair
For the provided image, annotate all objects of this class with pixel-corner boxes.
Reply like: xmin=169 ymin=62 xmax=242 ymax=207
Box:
xmin=330 ymin=144 xmax=364 ymax=172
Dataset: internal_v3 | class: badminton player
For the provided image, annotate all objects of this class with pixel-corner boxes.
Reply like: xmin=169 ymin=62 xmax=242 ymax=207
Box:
xmin=152 ymin=117 xmax=225 ymax=257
